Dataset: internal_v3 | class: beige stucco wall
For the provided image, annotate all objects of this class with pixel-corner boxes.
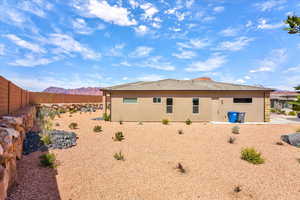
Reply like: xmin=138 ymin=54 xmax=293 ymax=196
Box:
xmin=109 ymin=90 xmax=269 ymax=122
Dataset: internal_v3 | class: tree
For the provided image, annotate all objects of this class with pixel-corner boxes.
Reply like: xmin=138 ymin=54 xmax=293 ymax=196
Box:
xmin=284 ymin=15 xmax=300 ymax=34
xmin=295 ymin=85 xmax=300 ymax=91
xmin=289 ymin=96 xmax=300 ymax=111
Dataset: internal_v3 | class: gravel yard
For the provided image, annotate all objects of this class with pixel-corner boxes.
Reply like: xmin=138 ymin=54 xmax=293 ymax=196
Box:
xmin=8 ymin=111 xmax=300 ymax=200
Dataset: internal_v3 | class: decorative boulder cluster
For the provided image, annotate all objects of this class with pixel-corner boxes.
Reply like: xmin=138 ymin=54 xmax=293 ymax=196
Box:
xmin=0 ymin=106 xmax=36 ymax=200
xmin=47 ymin=130 xmax=77 ymax=149
xmin=36 ymin=103 xmax=102 ymax=115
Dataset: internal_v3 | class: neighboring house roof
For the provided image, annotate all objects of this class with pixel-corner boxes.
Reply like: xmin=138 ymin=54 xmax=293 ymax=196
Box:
xmin=102 ymin=79 xmax=273 ymax=91
xmin=271 ymin=91 xmax=299 ymax=100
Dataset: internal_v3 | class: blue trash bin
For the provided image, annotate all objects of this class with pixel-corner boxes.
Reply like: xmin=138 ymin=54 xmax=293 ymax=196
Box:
xmin=228 ymin=112 xmax=238 ymax=123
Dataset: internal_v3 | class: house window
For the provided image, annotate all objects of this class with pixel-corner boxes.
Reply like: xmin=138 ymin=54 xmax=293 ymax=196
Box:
xmin=233 ymin=98 xmax=252 ymax=103
xmin=192 ymin=98 xmax=199 ymax=113
xmin=153 ymin=97 xmax=161 ymax=103
xmin=123 ymin=98 xmax=138 ymax=103
xmin=166 ymin=98 xmax=173 ymax=113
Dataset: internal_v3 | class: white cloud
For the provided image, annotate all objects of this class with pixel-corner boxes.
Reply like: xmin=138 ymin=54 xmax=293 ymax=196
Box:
xmin=0 ymin=44 xmax=5 ymax=56
xmin=108 ymin=43 xmax=125 ymax=57
xmin=140 ymin=3 xmax=158 ymax=19
xmin=140 ymin=56 xmax=175 ymax=71
xmin=257 ymin=18 xmax=284 ymax=29
xmin=129 ymin=0 xmax=139 ymax=8
xmin=49 ymin=33 xmax=100 ymax=60
xmin=250 ymin=49 xmax=287 ymax=73
xmin=213 ymin=6 xmax=225 ymax=13
xmin=172 ymin=49 xmax=196 ymax=59
xmin=185 ymin=54 xmax=227 ymax=72
xmin=244 ymin=76 xmax=251 ymax=80
xmin=73 ymin=0 xmax=137 ymax=26
xmin=72 ymin=18 xmax=94 ymax=35
xmin=285 ymin=65 xmax=300 ymax=72
xmin=186 ymin=0 xmax=195 ymax=8
xmin=202 ymin=16 xmax=216 ymax=22
xmin=137 ymin=74 xmax=164 ymax=81
xmin=9 ymin=54 xmax=58 ymax=67
xmin=219 ymin=27 xmax=238 ymax=37
xmin=134 ymin=25 xmax=149 ymax=35
xmin=255 ymin=0 xmax=286 ymax=12
xmin=236 ymin=79 xmax=246 ymax=84
xmin=129 ymin=46 xmax=153 ymax=58
xmin=215 ymin=37 xmax=254 ymax=51
xmin=18 ymin=0 xmax=53 ymax=18
xmin=177 ymin=38 xmax=210 ymax=49
xmin=4 ymin=34 xmax=46 ymax=53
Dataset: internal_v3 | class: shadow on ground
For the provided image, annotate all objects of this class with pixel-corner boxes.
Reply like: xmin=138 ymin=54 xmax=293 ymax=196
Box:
xmin=7 ymin=151 xmax=61 ymax=200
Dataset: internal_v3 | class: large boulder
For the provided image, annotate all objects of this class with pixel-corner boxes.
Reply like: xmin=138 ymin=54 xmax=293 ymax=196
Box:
xmin=281 ymin=133 xmax=300 ymax=147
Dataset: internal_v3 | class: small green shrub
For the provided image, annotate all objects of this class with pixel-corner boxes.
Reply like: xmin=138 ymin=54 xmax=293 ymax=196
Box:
xmin=40 ymin=134 xmax=52 ymax=145
xmin=228 ymin=136 xmax=236 ymax=144
xmin=232 ymin=126 xmax=240 ymax=134
xmin=114 ymin=151 xmax=124 ymax=161
xmin=93 ymin=125 xmax=102 ymax=133
xmin=270 ymin=108 xmax=276 ymax=113
xmin=39 ymin=153 xmax=57 ymax=168
xmin=113 ymin=132 xmax=125 ymax=141
xmin=162 ymin=119 xmax=169 ymax=125
xmin=241 ymin=148 xmax=264 ymax=164
xmin=185 ymin=119 xmax=192 ymax=125
xmin=68 ymin=122 xmax=78 ymax=129
xmin=103 ymin=113 xmax=110 ymax=121
xmin=178 ymin=129 xmax=184 ymax=135
xmin=175 ymin=163 xmax=186 ymax=173
xmin=288 ymin=111 xmax=296 ymax=116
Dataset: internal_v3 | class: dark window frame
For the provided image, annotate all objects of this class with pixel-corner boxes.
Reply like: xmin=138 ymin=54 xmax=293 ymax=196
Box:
xmin=153 ymin=97 xmax=161 ymax=103
xmin=233 ymin=98 xmax=252 ymax=103
xmin=166 ymin=97 xmax=173 ymax=113
xmin=192 ymin=98 xmax=199 ymax=114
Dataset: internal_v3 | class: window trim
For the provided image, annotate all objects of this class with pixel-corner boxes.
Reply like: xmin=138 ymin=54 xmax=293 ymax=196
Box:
xmin=192 ymin=97 xmax=199 ymax=114
xmin=123 ymin=97 xmax=138 ymax=104
xmin=233 ymin=98 xmax=253 ymax=104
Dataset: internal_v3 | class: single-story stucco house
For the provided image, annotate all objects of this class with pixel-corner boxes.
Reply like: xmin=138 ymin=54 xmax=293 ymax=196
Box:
xmin=271 ymin=91 xmax=299 ymax=110
xmin=101 ymin=78 xmax=273 ymax=122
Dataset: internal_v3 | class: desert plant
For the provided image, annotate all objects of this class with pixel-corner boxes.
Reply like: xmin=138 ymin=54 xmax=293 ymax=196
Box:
xmin=68 ymin=122 xmax=78 ymax=129
xmin=228 ymin=136 xmax=236 ymax=144
xmin=241 ymin=148 xmax=265 ymax=164
xmin=114 ymin=151 xmax=124 ymax=161
xmin=162 ymin=119 xmax=169 ymax=125
xmin=185 ymin=119 xmax=192 ymax=125
xmin=113 ymin=132 xmax=125 ymax=141
xmin=178 ymin=129 xmax=184 ymax=135
xmin=39 ymin=153 xmax=57 ymax=168
xmin=138 ymin=121 xmax=143 ymax=125
xmin=55 ymin=122 xmax=60 ymax=127
xmin=119 ymin=120 xmax=123 ymax=125
xmin=234 ymin=185 xmax=242 ymax=193
xmin=288 ymin=111 xmax=296 ymax=116
xmin=93 ymin=125 xmax=102 ymax=133
xmin=232 ymin=126 xmax=240 ymax=134
xmin=103 ymin=113 xmax=110 ymax=121
xmin=40 ymin=133 xmax=52 ymax=145
xmin=69 ymin=114 xmax=72 ymax=118
xmin=175 ymin=163 xmax=186 ymax=173
xmin=296 ymin=128 xmax=300 ymax=133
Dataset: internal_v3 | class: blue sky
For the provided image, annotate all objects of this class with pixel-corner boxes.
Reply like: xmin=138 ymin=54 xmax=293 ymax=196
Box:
xmin=0 ymin=0 xmax=299 ymax=91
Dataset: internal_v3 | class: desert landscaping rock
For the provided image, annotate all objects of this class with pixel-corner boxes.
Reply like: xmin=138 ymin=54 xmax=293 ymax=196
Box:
xmin=47 ymin=130 xmax=77 ymax=149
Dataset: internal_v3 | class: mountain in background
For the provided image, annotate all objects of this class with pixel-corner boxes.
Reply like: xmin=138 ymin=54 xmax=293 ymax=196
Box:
xmin=43 ymin=87 xmax=103 ymax=96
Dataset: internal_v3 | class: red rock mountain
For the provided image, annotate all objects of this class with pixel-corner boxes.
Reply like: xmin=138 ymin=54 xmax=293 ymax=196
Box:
xmin=43 ymin=87 xmax=103 ymax=96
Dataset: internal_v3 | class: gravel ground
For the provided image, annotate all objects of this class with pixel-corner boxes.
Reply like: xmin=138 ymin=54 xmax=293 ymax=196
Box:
xmin=8 ymin=111 xmax=300 ymax=200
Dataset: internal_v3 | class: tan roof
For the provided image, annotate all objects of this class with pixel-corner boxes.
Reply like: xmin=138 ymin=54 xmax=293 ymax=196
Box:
xmin=102 ymin=79 xmax=273 ymax=91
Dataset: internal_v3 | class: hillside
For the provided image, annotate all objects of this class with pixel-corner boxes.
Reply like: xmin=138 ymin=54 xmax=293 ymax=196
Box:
xmin=43 ymin=87 xmax=103 ymax=96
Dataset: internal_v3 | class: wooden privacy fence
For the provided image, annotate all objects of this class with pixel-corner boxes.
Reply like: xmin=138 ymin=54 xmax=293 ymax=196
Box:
xmin=0 ymin=76 xmax=104 ymax=116
xmin=0 ymin=76 xmax=30 ymax=115
xmin=29 ymin=92 xmax=103 ymax=104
